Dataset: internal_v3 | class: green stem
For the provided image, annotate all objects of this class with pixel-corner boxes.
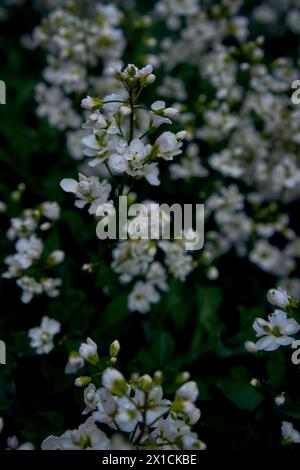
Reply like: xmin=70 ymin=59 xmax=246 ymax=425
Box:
xmin=129 ymin=90 xmax=134 ymax=143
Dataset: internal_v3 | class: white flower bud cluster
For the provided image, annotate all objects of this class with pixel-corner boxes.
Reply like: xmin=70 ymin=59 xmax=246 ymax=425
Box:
xmin=42 ymin=339 xmax=206 ymax=450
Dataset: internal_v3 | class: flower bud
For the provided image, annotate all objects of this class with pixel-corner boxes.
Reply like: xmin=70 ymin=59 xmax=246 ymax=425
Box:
xmin=47 ymin=250 xmax=65 ymax=266
xmin=144 ymin=74 xmax=156 ymax=85
xmin=75 ymin=376 xmax=91 ymax=387
xmin=82 ymin=263 xmax=94 ymax=273
xmin=109 ymin=340 xmax=120 ymax=358
xmin=40 ymin=222 xmax=51 ymax=231
xmin=176 ymin=130 xmax=187 ymax=141
xmin=176 ymin=371 xmax=191 ymax=384
xmin=120 ymin=105 xmax=132 ymax=116
xmin=139 ymin=374 xmax=153 ymax=392
xmin=250 ymin=378 xmax=260 ymax=388
xmin=81 ymin=96 xmax=103 ymax=110
xmin=163 ymin=108 xmax=179 ymax=119
xmin=153 ymin=370 xmax=163 ymax=385
xmin=244 ymin=341 xmax=257 ymax=353
xmin=275 ymin=393 xmax=285 ymax=406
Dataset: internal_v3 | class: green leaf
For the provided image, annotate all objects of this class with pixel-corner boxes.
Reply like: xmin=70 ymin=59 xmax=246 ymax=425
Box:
xmin=216 ymin=378 xmax=263 ymax=411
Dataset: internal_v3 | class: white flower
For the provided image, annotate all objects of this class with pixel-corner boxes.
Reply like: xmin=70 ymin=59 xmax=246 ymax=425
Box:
xmin=95 ymin=387 xmax=117 ymax=421
xmin=41 ymin=278 xmax=62 ymax=298
xmin=15 ymin=235 xmax=43 ymax=267
xmin=60 ymin=173 xmax=111 ymax=214
xmin=113 ymin=396 xmax=141 ymax=432
xmin=7 ymin=436 xmax=34 ymax=450
xmin=109 ymin=138 xmax=150 ymax=177
xmin=150 ymin=101 xmax=172 ymax=128
xmin=253 ymin=310 xmax=300 ymax=351
xmin=125 ymin=139 xmax=149 ymax=163
xmin=176 ymin=381 xmax=198 ymax=403
xmin=102 ymin=93 xmax=124 ymax=113
xmin=109 ymin=153 xmax=128 ymax=173
xmin=143 ymin=163 xmax=160 ymax=186
xmin=267 ymin=288 xmax=290 ymax=309
xmin=79 ymin=338 xmax=99 ymax=364
xmin=146 ymin=262 xmax=168 ymax=292
xmin=3 ymin=235 xmax=43 ymax=275
xmin=65 ymin=352 xmax=85 ymax=375
xmin=82 ymin=111 xmax=107 ymax=131
xmin=83 ymin=383 xmax=99 ymax=414
xmin=41 ymin=201 xmax=60 ymax=220
xmin=16 ymin=276 xmax=43 ymax=303
xmin=150 ymin=415 xmax=203 ymax=450
xmin=81 ymin=96 xmax=103 ymax=110
xmin=159 ymin=240 xmax=194 ymax=281
xmin=128 ymin=281 xmax=160 ymax=314
xmin=154 ymin=131 xmax=183 ymax=160
xmin=28 ymin=316 xmax=61 ymax=355
xmin=102 ymin=368 xmax=127 ymax=397
xmin=151 ymin=100 xmax=178 ymax=119
xmin=41 ymin=417 xmax=110 ymax=450
xmin=281 ymin=421 xmax=300 ymax=444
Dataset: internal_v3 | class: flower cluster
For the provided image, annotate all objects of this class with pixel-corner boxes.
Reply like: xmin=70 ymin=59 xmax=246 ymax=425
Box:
xmin=42 ymin=339 xmax=206 ymax=450
xmin=247 ymin=287 xmax=300 ymax=446
xmin=61 ymin=64 xmax=194 ymax=313
xmin=2 ymin=196 xmax=64 ymax=303
xmin=79 ymin=64 xmax=184 ymax=184
xmin=28 ymin=0 xmax=300 ymax=292
xmin=33 ymin=2 xmax=125 ymax=138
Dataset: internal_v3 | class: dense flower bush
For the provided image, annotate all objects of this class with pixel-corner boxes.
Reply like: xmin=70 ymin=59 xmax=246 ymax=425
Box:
xmin=1 ymin=0 xmax=300 ymax=452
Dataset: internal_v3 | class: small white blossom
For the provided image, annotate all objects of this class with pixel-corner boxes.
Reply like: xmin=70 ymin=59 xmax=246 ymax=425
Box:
xmin=79 ymin=338 xmax=99 ymax=364
xmin=267 ymin=288 xmax=290 ymax=309
xmin=42 ymin=417 xmax=110 ymax=450
xmin=154 ymin=131 xmax=184 ymax=161
xmin=28 ymin=316 xmax=61 ymax=355
xmin=281 ymin=421 xmax=300 ymax=444
xmin=253 ymin=310 xmax=300 ymax=351
xmin=60 ymin=173 xmax=111 ymax=214
xmin=65 ymin=352 xmax=85 ymax=375
xmin=128 ymin=281 xmax=160 ymax=314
